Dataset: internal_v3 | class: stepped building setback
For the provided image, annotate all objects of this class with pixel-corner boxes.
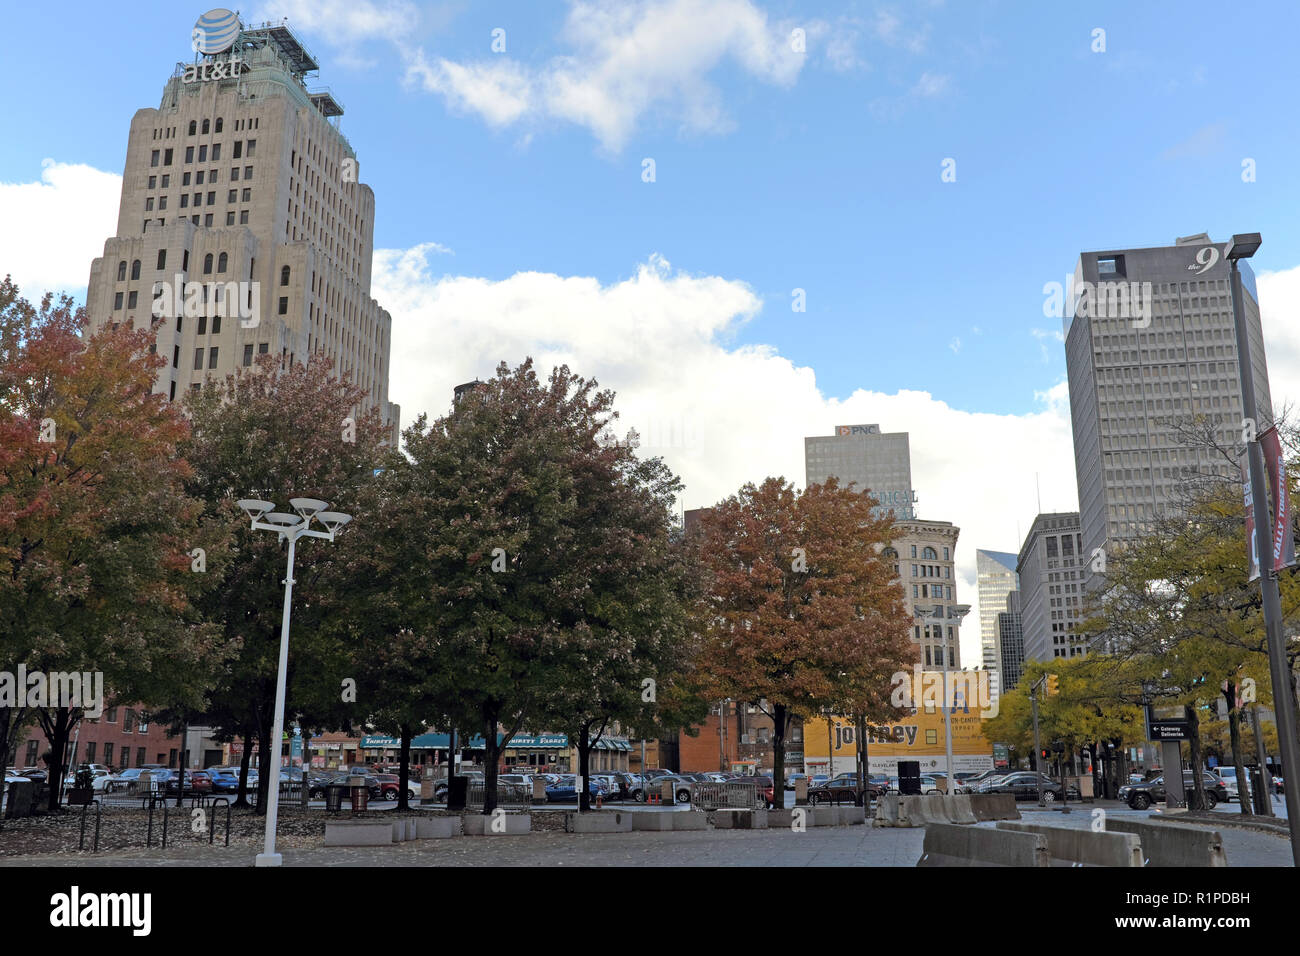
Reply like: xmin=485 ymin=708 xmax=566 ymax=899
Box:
xmin=85 ymin=15 xmax=398 ymax=436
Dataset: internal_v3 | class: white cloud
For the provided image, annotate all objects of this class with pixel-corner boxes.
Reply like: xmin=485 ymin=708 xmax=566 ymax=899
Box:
xmin=0 ymin=160 xmax=121 ymax=296
xmin=374 ymin=244 xmax=1077 ymax=666
xmin=404 ymin=0 xmax=808 ymax=151
xmin=406 ymin=56 xmax=535 ymax=127
xmin=1030 ymin=326 xmax=1064 ymax=362
xmin=912 ymin=71 xmax=951 ymax=98
xmin=251 ymin=0 xmax=421 ymax=47
xmin=948 ymin=336 xmax=961 ymax=354
xmin=869 ymin=69 xmax=954 ymax=120
xmin=1256 ymin=265 xmax=1300 ymax=416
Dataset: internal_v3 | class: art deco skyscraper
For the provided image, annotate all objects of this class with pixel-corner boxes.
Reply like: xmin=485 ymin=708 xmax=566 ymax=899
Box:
xmin=84 ymin=16 xmax=398 ymax=435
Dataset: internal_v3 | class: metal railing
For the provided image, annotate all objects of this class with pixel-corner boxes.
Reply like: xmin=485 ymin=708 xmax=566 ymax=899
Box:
xmin=466 ymin=782 xmax=533 ymax=809
xmin=689 ymin=780 xmax=764 ymax=811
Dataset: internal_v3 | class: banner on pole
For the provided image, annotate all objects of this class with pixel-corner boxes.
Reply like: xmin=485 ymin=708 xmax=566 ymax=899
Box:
xmin=1243 ymin=454 xmax=1260 ymax=582
xmin=1260 ymin=426 xmax=1296 ymax=571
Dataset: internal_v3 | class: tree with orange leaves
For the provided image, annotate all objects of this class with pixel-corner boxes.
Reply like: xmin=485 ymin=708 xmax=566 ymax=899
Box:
xmin=693 ymin=476 xmax=914 ymax=797
xmin=0 ymin=278 xmax=225 ymax=809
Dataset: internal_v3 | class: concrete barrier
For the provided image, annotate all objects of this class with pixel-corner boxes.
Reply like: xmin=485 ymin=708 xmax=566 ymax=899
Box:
xmin=917 ymin=822 xmax=1050 ymax=867
xmin=1102 ymin=818 xmax=1227 ymax=867
xmin=565 ymin=810 xmax=634 ymax=833
xmin=714 ymin=809 xmax=768 ymax=829
xmin=921 ymin=793 xmax=952 ymax=824
xmin=671 ymin=812 xmax=708 ymax=830
xmin=899 ymin=795 xmax=925 ymax=826
xmin=463 ymin=812 xmax=532 ymax=835
xmin=3 ymin=779 xmax=34 ymax=819
xmin=415 ymin=816 xmax=461 ymax=839
xmin=324 ymin=821 xmax=397 ymax=846
xmin=769 ymin=807 xmax=835 ymax=828
xmin=631 ymin=810 xmax=710 ymax=831
xmin=969 ymin=793 xmax=1019 ymax=821
xmin=832 ymin=805 xmax=867 ymax=826
xmin=874 ymin=793 xmax=901 ymax=827
xmin=998 ymin=821 xmax=1142 ymax=867
xmin=947 ymin=794 xmax=978 ymax=825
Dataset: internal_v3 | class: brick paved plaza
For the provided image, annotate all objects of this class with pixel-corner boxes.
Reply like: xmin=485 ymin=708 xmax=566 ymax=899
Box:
xmin=1 ymin=805 xmax=1290 ymax=867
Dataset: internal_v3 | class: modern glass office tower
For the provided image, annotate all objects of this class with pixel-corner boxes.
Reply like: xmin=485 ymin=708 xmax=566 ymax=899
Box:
xmin=997 ymin=591 xmax=1025 ymax=691
xmin=975 ymin=549 xmax=1018 ymax=698
xmin=1064 ymin=234 xmax=1272 ymax=589
xmin=84 ymin=16 xmax=399 ymax=436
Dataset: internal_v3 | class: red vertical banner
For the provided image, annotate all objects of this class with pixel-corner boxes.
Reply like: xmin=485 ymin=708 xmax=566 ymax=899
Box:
xmin=1243 ymin=454 xmax=1260 ymax=582
xmin=1260 ymin=426 xmax=1296 ymax=571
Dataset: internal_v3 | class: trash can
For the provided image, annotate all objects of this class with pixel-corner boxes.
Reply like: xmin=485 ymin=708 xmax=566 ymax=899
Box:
xmin=348 ymin=776 xmax=368 ymax=812
xmin=325 ymin=784 xmax=347 ymax=812
xmin=446 ymin=776 xmax=468 ymax=811
xmin=898 ymin=760 xmax=922 ymax=796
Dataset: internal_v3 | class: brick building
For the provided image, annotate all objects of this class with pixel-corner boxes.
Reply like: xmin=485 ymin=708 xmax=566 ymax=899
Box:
xmin=13 ymin=705 xmax=182 ymax=772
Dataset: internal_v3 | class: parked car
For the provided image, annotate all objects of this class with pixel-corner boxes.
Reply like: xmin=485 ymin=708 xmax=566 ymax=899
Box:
xmin=640 ymin=768 xmax=672 ymax=781
xmin=108 ymin=768 xmax=154 ymax=792
xmin=807 ymin=779 xmax=882 ymax=806
xmin=1119 ymin=772 xmax=1227 ymax=811
xmin=373 ymin=773 xmax=419 ymax=800
xmin=206 ymin=769 xmax=240 ymax=794
xmin=957 ymin=769 xmax=1010 ymax=794
xmin=63 ymin=767 xmax=115 ymax=792
xmin=163 ymin=769 xmax=213 ymax=795
xmin=432 ymin=770 xmax=486 ymax=800
xmin=17 ymin=769 xmax=48 ymax=784
xmin=609 ymin=772 xmax=644 ymax=800
xmin=981 ymin=771 xmax=1080 ymax=802
xmin=545 ymin=775 xmax=604 ymax=802
xmin=640 ymin=774 xmax=694 ymax=804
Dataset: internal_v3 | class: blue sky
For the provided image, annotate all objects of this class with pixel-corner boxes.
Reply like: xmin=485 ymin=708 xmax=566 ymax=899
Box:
xmin=5 ymin=0 xmax=1299 ymax=657
xmin=7 ymin=1 xmax=1298 ymax=412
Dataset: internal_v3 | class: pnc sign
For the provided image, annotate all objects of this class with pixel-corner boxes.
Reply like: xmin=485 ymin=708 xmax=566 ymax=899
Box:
xmin=835 ymin=424 xmax=880 ymax=436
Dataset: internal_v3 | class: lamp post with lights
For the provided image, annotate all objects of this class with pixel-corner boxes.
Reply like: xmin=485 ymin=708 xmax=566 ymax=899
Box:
xmin=237 ymin=497 xmax=353 ymax=867
xmin=912 ymin=603 xmax=970 ymax=792
xmin=1224 ymin=232 xmax=1300 ymax=865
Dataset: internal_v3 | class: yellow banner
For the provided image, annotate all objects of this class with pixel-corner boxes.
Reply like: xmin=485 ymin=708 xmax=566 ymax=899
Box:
xmin=804 ymin=709 xmax=989 ymax=759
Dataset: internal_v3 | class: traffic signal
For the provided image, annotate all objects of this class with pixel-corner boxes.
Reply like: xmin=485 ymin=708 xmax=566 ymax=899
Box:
xmin=1046 ymin=674 xmax=1059 ymax=697
xmin=1040 ymin=749 xmax=1049 ymax=760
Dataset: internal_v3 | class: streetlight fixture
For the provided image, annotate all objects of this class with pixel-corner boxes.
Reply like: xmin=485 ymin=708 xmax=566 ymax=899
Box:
xmin=237 ymin=495 xmax=353 ymax=867
xmin=912 ymin=603 xmax=971 ymax=795
xmin=1225 ymin=232 xmax=1300 ymax=865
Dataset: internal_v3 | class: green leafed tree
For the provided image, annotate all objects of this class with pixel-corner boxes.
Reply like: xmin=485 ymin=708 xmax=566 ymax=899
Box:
xmin=180 ymin=353 xmax=387 ymax=811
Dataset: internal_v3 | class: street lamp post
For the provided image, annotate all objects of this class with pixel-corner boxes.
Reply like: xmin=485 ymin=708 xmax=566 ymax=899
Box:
xmin=237 ymin=497 xmax=353 ymax=868
xmin=1225 ymin=232 xmax=1300 ymax=866
xmin=1030 ymin=675 xmax=1046 ymax=806
xmin=913 ymin=604 xmax=970 ymax=794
